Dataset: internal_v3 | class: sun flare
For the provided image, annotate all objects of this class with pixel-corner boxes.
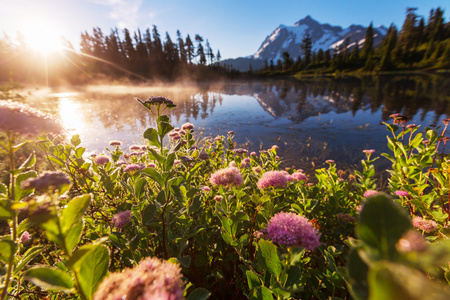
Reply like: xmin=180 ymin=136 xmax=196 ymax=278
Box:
xmin=19 ymin=17 xmax=64 ymax=53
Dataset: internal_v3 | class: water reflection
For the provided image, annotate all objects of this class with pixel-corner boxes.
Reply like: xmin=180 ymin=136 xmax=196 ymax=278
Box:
xmin=30 ymin=75 xmax=450 ymax=171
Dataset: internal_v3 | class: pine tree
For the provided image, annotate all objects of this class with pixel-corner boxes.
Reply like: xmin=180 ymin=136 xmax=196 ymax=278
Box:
xmin=300 ymin=33 xmax=312 ymax=66
xmin=362 ymin=22 xmax=374 ymax=58
xmin=185 ymin=35 xmax=194 ymax=64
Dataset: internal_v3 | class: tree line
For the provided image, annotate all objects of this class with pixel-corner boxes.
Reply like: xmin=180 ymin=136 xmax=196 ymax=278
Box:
xmin=0 ymin=26 xmax=234 ymax=85
xmin=257 ymin=7 xmax=449 ymax=75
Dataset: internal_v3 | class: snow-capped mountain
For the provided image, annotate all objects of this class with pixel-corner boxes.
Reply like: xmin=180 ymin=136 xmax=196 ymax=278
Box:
xmin=253 ymin=15 xmax=387 ymax=62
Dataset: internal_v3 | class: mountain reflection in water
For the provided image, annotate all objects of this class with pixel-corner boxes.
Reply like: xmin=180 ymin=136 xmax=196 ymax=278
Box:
xmin=30 ymin=75 xmax=450 ymax=173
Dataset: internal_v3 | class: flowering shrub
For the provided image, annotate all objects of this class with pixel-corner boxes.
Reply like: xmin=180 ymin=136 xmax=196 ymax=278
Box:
xmin=0 ymin=97 xmax=449 ymax=299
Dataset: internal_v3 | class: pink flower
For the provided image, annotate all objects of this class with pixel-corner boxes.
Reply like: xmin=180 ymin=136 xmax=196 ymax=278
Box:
xmin=116 ymin=160 xmax=126 ymax=166
xmin=364 ymin=190 xmax=379 ymax=198
xmin=94 ymin=155 xmax=110 ymax=165
xmin=271 ymin=145 xmax=279 ymax=150
xmin=412 ymin=216 xmax=438 ymax=233
xmin=181 ymin=123 xmax=194 ymax=130
xmin=202 ymin=186 xmax=211 ymax=192
xmin=20 ymin=231 xmax=31 ymax=244
xmin=129 ymin=145 xmax=141 ymax=151
xmin=112 ymin=210 xmax=132 ymax=228
xmin=124 ymin=164 xmax=142 ymax=173
xmin=281 ymin=171 xmax=294 ymax=182
xmin=363 ymin=149 xmax=375 ymax=154
xmin=292 ymin=172 xmax=307 ymax=181
xmin=93 ymin=257 xmax=183 ymax=300
xmin=257 ymin=171 xmax=288 ymax=189
xmin=147 ymin=163 xmax=156 ymax=168
xmin=326 ymin=160 xmax=335 ymax=164
xmin=266 ymin=212 xmax=321 ymax=250
xmin=250 ymin=152 xmax=257 ymax=157
xmin=109 ymin=140 xmax=122 ymax=147
xmin=395 ymin=190 xmax=410 ymax=197
xmin=214 ymin=195 xmax=223 ymax=202
xmin=210 ymin=167 xmax=244 ymax=187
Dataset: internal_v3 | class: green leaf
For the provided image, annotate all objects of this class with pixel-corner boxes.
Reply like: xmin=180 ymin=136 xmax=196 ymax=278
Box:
xmin=158 ymin=121 xmax=174 ymax=137
xmin=246 ymin=270 xmax=262 ymax=290
xmin=260 ymin=286 xmax=274 ymax=300
xmin=0 ymin=239 xmax=17 ymax=263
xmin=257 ymin=240 xmax=281 ymax=279
xmin=143 ymin=167 xmax=165 ymax=186
xmin=0 ymin=182 xmax=6 ymax=196
xmin=15 ymin=170 xmax=37 ymax=200
xmin=0 ymin=200 xmax=13 ymax=219
xmin=369 ymin=261 xmax=450 ymax=300
xmin=14 ymin=246 xmax=44 ymax=275
xmin=62 ymin=194 xmax=91 ymax=234
xmin=68 ymin=244 xmax=109 ymax=298
xmin=347 ymin=248 xmax=369 ymax=300
xmin=71 ymin=134 xmax=81 ymax=147
xmin=65 ymin=220 xmax=83 ymax=253
xmin=187 ymin=287 xmax=211 ymax=300
xmin=25 ymin=266 xmax=74 ymax=292
xmin=143 ymin=128 xmax=160 ymax=147
xmin=134 ymin=177 xmax=147 ymax=198
xmin=19 ymin=152 xmax=36 ymax=170
xmin=357 ymin=193 xmax=412 ymax=258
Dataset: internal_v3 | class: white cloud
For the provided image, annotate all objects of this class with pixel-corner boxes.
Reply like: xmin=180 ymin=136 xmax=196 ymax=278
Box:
xmin=90 ymin=0 xmax=143 ymax=29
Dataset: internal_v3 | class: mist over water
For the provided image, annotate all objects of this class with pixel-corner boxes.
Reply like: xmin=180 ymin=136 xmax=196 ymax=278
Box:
xmin=27 ymin=75 xmax=450 ymax=172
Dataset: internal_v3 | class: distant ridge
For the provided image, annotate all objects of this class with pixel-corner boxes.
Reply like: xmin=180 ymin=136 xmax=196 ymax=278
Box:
xmin=222 ymin=16 xmax=387 ymax=71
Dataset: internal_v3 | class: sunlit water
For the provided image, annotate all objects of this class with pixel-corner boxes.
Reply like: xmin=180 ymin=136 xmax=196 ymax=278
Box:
xmin=27 ymin=75 xmax=450 ymax=172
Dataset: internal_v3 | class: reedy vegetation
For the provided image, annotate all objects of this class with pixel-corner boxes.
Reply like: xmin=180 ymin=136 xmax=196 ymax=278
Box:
xmin=0 ymin=97 xmax=450 ymax=299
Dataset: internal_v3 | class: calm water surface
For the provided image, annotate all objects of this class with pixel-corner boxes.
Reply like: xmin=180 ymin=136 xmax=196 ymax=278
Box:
xmin=28 ymin=75 xmax=450 ymax=172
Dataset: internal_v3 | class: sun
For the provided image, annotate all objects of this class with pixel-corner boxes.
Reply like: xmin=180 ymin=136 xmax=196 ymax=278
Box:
xmin=19 ymin=17 xmax=64 ymax=53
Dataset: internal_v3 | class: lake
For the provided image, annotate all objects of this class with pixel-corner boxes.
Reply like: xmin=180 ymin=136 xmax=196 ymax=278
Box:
xmin=26 ymin=74 xmax=450 ymax=173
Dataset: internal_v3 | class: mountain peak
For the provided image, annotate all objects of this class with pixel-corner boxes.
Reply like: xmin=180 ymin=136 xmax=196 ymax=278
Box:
xmin=294 ymin=15 xmax=319 ymax=26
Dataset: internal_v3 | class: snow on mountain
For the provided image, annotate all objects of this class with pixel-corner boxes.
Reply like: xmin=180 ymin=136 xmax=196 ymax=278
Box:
xmin=253 ymin=15 xmax=387 ymax=62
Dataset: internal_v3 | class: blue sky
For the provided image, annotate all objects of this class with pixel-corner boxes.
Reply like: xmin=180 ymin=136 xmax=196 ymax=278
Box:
xmin=1 ymin=0 xmax=448 ymax=59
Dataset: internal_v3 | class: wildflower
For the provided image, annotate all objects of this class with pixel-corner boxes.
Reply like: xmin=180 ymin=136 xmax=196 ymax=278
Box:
xmin=140 ymin=145 xmax=147 ymax=150
xmin=336 ymin=213 xmax=355 ymax=223
xmin=112 ymin=210 xmax=132 ymax=229
xmin=281 ymin=171 xmax=294 ymax=182
xmin=363 ymin=149 xmax=375 ymax=154
xmin=190 ymin=145 xmax=198 ymax=150
xmin=23 ymin=171 xmax=71 ymax=192
xmin=173 ymin=127 xmax=180 ymax=132
xmin=210 ymin=167 xmax=244 ymax=187
xmin=147 ymin=163 xmax=156 ymax=168
xmin=250 ymin=151 xmax=257 ymax=157
xmin=202 ymin=186 xmax=211 ymax=192
xmin=443 ymin=118 xmax=450 ymax=125
xmin=179 ymin=140 xmax=187 ymax=146
xmin=406 ymin=124 xmax=417 ymax=129
xmin=94 ymin=155 xmax=110 ymax=165
xmin=0 ymin=100 xmax=63 ymax=136
xmin=214 ymin=195 xmax=223 ymax=202
xmin=266 ymin=212 xmax=321 ymax=250
xmin=389 ymin=113 xmax=402 ymax=118
xmin=124 ymin=164 xmax=142 ymax=173
xmin=292 ymin=172 xmax=307 ymax=181
xmin=171 ymin=133 xmax=181 ymax=141
xmin=233 ymin=148 xmax=248 ymax=155
xmin=136 ymin=96 xmax=175 ymax=107
xmin=396 ymin=230 xmax=428 ymax=252
xmin=20 ymin=231 xmax=31 ymax=244
xmin=412 ymin=216 xmax=438 ymax=233
xmin=395 ymin=190 xmax=410 ymax=197
xmin=198 ymin=151 xmax=210 ymax=160
xmin=227 ymin=131 xmax=234 ymax=135
xmin=252 ymin=166 xmax=261 ymax=173
xmin=271 ymin=145 xmax=279 ymax=150
xmin=115 ymin=160 xmax=126 ymax=166
xmin=181 ymin=122 xmax=194 ymax=130
xmin=129 ymin=145 xmax=141 ymax=151
xmin=179 ymin=130 xmax=186 ymax=135
xmin=109 ymin=140 xmax=122 ymax=147
xmin=173 ymin=160 xmax=181 ymax=166
xmin=180 ymin=156 xmax=195 ymax=163
xmin=364 ymin=190 xmax=379 ymax=198
xmin=325 ymin=159 xmax=335 ymax=164
xmin=257 ymin=171 xmax=288 ymax=189
xmin=93 ymin=257 xmax=183 ymax=300
xmin=275 ymin=156 xmax=280 ymax=160
xmin=214 ymin=136 xmax=223 ymax=141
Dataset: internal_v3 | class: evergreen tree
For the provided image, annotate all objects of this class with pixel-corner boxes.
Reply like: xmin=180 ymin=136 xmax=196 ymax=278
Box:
xmin=216 ymin=50 xmax=221 ymax=63
xmin=176 ymin=30 xmax=186 ymax=64
xmin=185 ymin=34 xmax=194 ymax=64
xmin=362 ymin=22 xmax=374 ymax=58
xmin=300 ymin=33 xmax=312 ymax=66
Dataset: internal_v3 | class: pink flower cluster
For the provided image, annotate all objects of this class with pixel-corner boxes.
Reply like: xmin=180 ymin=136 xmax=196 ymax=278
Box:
xmin=94 ymin=155 xmax=110 ymax=165
xmin=364 ymin=190 xmax=379 ymax=198
xmin=394 ymin=190 xmax=410 ymax=197
xmin=93 ymin=257 xmax=183 ymax=300
xmin=363 ymin=149 xmax=376 ymax=154
xmin=412 ymin=216 xmax=438 ymax=233
xmin=112 ymin=210 xmax=132 ymax=228
xmin=266 ymin=212 xmax=321 ymax=250
xmin=181 ymin=122 xmax=194 ymax=130
xmin=292 ymin=172 xmax=307 ymax=181
xmin=210 ymin=167 xmax=244 ymax=187
xmin=257 ymin=171 xmax=288 ymax=189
